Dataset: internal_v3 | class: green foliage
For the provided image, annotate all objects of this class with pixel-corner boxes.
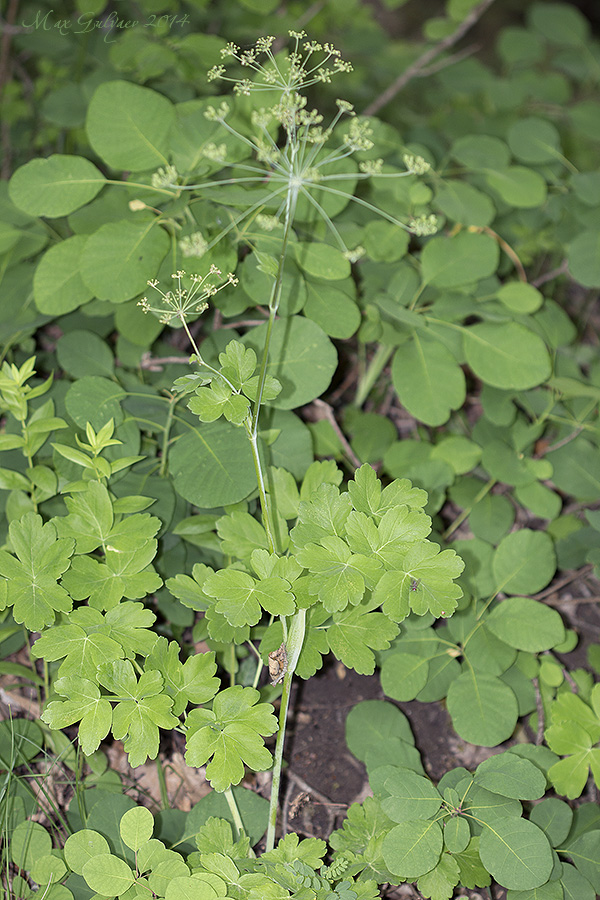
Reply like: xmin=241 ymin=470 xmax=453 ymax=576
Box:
xmin=2 ymin=2 xmax=600 ymax=898
xmin=336 ymin=710 xmax=600 ymax=896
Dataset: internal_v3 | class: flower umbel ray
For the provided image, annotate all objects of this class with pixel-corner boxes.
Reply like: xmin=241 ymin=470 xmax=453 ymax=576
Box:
xmin=137 ymin=267 xmax=238 ymax=326
xmin=208 ymin=32 xmax=353 ymax=97
xmin=160 ymin=33 xmax=437 ymax=259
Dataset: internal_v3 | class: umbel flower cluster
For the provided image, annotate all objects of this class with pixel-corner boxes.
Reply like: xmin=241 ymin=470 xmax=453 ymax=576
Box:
xmin=207 ymin=32 xmax=353 ymax=97
xmin=149 ymin=32 xmax=438 ymax=294
xmin=137 ymin=267 xmax=238 ymax=325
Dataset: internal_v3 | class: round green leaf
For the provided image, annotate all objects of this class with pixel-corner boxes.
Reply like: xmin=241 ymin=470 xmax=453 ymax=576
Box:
xmin=0 ymin=719 xmax=44 ymax=767
xmin=65 ymin=376 xmax=125 ymax=430
xmin=345 ymin=700 xmax=415 ymax=762
xmin=470 ymin=494 xmax=514 ymax=544
xmin=548 ymin=438 xmax=600 ymax=501
xmin=485 ymin=167 xmax=547 ymax=208
xmin=304 ymin=283 xmax=360 ymax=338
xmin=481 ymin=440 xmax=533 ymax=487
xmin=475 ymin=754 xmax=546 ymax=800
xmin=444 ymin=815 xmax=470 ymax=853
xmin=29 ymin=853 xmax=67 ymax=885
xmin=380 ymin=651 xmax=430 ymax=701
xmin=42 ymin=83 xmax=86 ymax=128
xmin=363 ymin=220 xmax=410 ymax=261
xmin=529 ymin=798 xmax=573 ymax=847
xmin=243 ymin=316 xmax=337 ymax=409
xmin=571 ymin=172 xmax=600 ymax=207
xmin=435 ymin=181 xmax=495 ymax=227
xmin=115 ymin=301 xmax=164 ymax=347
xmin=264 ymin=408 xmax=312 ymax=480
xmin=430 ymin=435 xmax=482 ymax=475
xmin=479 ymin=817 xmax=553 ymax=890
xmin=463 ymin=623 xmax=516 ymax=676
xmin=496 ymin=282 xmax=543 ymax=314
xmin=463 ymin=321 xmax=551 ymax=389
xmin=381 ymin=769 xmax=442 ymax=823
xmin=568 ymin=231 xmax=600 ymax=288
xmin=64 ymin=829 xmax=110 ymax=875
xmin=82 ymin=853 xmax=135 ymax=895
xmin=165 ymin=876 xmax=219 ymax=900
xmin=169 ymin=420 xmax=256 ymax=508
xmin=239 ymin=0 xmax=279 ymax=12
xmin=486 ymin=597 xmax=565 ymax=652
xmin=80 ymin=220 xmax=169 ymax=303
xmin=9 ymin=155 xmax=105 ymax=217
xmin=566 ymin=831 xmax=600 ymax=892
xmin=349 ymin=412 xmax=397 ymax=464
xmin=497 ymin=27 xmax=545 ymax=67
xmin=447 ymin=671 xmax=518 ymax=746
xmin=451 ymin=134 xmax=511 ymax=169
xmin=492 ymin=530 xmax=556 ymax=595
xmin=529 ymin=2 xmax=590 ymax=46
xmin=34 ymin=236 xmax=94 ymax=315
xmin=120 ymin=806 xmax=154 ymax=851
xmin=570 ymin=100 xmax=600 ymax=141
xmin=382 ymin=819 xmax=443 ymax=879
xmin=392 ymin=334 xmax=466 ymax=426
xmin=422 ymin=231 xmax=499 ymax=288
xmin=508 ymin=117 xmax=562 ymax=164
xmin=57 ymin=330 xmax=114 ymax=378
xmin=86 ymin=81 xmax=175 ymax=171
xmin=560 ymin=862 xmax=597 ymax=900
xmin=189 ymin=785 xmax=269 ymax=846
xmin=10 ymin=821 xmax=52 ymax=870
xmin=292 ymin=242 xmax=351 ymax=281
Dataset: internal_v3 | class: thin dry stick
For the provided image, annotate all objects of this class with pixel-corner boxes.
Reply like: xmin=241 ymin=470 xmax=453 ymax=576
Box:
xmin=562 ymin=667 xmax=579 ymax=692
xmin=282 ymin=773 xmax=336 ymax=838
xmin=545 ymin=426 xmax=584 ymax=454
xmin=312 ymin=398 xmax=363 ymax=469
xmin=532 ymin=259 xmax=569 ymax=287
xmin=417 ymin=42 xmax=480 ymax=77
xmin=327 ymin=362 xmax=359 ymax=404
xmin=532 ymin=677 xmax=544 ymax=744
xmin=363 ymin=0 xmax=496 ymax=117
xmin=532 ymin=564 xmax=593 ymax=601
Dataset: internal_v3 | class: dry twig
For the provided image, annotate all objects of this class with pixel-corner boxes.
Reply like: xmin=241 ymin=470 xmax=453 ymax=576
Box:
xmin=363 ymin=0 xmax=496 ymax=117
xmin=312 ymin=398 xmax=363 ymax=469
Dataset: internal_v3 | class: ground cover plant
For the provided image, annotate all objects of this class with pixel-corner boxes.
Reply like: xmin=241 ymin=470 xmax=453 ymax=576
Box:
xmin=1 ymin=0 xmax=600 ymax=898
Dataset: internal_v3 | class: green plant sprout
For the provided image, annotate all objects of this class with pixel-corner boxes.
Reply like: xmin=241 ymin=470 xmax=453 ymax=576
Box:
xmin=134 ymin=32 xmax=442 ymax=852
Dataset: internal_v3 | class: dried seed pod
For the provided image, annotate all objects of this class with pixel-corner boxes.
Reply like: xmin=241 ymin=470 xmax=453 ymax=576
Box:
xmin=268 ymin=642 xmax=288 ymax=685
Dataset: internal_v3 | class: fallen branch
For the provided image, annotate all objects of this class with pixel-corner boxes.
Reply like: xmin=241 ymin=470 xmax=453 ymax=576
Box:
xmin=363 ymin=0 xmax=496 ymax=117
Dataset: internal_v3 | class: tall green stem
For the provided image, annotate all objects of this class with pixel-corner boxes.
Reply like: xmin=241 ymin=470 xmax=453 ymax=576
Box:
xmin=246 ymin=423 xmax=277 ymax=553
xmin=354 ymin=344 xmax=394 ymax=408
xmin=265 ymin=609 xmax=306 ymax=852
xmin=247 ymin=180 xmax=299 ymax=556
xmin=159 ymin=395 xmax=177 ymax=477
xmin=224 ymin=786 xmax=245 ymax=839
xmin=250 ymin=182 xmax=298 ymax=439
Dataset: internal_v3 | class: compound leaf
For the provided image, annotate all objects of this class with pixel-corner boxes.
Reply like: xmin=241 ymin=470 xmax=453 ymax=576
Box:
xmin=42 ymin=676 xmax=112 ymax=755
xmin=185 ymin=686 xmax=277 ymax=791
xmin=0 ymin=513 xmax=74 ymax=631
xmin=328 ymin=606 xmax=398 ymax=674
